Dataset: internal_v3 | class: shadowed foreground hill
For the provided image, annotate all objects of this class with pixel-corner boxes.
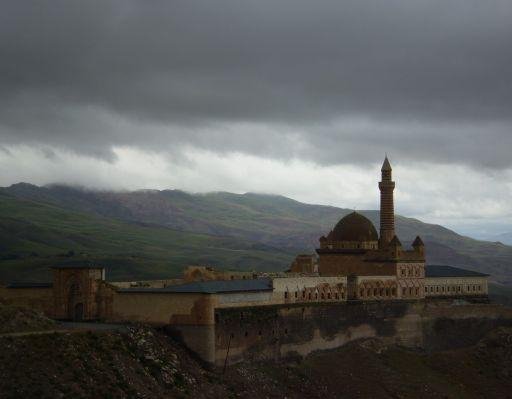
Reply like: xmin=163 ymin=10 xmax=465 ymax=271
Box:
xmin=1 ymin=320 xmax=511 ymax=398
xmin=2 ymin=183 xmax=512 ymax=283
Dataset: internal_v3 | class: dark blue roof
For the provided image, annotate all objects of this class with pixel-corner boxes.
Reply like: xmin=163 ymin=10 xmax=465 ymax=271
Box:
xmin=117 ymin=278 xmax=273 ymax=294
xmin=426 ymin=265 xmax=489 ymax=278
xmin=6 ymin=282 xmax=53 ymax=289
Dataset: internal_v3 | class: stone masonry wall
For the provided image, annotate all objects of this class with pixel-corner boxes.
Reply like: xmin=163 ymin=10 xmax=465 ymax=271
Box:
xmin=213 ymin=300 xmax=512 ymax=367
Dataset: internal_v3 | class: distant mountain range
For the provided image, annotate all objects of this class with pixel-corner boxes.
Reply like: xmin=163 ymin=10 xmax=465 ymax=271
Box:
xmin=1 ymin=182 xmax=512 ymax=284
xmin=483 ymin=232 xmax=512 ymax=246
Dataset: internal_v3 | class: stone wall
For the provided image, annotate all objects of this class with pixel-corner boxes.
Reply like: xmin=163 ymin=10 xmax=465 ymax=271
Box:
xmin=214 ymin=301 xmax=415 ymax=366
xmin=213 ymin=300 xmax=512 ymax=367
xmin=0 ymin=287 xmax=54 ymax=316
xmin=318 ymin=253 xmax=396 ymax=276
xmin=111 ymin=292 xmax=214 ymax=325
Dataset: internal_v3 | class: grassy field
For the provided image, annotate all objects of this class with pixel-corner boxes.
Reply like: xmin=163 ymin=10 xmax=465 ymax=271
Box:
xmin=0 ymin=193 xmax=294 ymax=283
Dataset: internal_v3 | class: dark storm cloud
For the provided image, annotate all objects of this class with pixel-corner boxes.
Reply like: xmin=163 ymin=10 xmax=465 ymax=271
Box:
xmin=1 ymin=0 xmax=512 ymax=167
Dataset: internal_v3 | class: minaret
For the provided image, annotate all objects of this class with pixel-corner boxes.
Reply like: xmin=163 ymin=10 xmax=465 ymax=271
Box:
xmin=379 ymin=156 xmax=396 ymax=247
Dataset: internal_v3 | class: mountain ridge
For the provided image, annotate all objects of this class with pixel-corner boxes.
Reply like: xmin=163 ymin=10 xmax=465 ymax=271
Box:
xmin=1 ymin=183 xmax=512 ymax=284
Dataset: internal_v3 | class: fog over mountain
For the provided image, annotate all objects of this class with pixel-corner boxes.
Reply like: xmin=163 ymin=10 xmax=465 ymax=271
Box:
xmin=1 ymin=1 xmax=511 ymax=238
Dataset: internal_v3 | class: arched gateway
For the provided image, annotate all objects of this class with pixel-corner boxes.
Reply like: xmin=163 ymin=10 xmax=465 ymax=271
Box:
xmin=51 ymin=265 xmax=106 ymax=320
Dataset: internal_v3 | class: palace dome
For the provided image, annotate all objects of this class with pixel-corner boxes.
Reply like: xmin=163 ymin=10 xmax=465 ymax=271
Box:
xmin=328 ymin=212 xmax=378 ymax=242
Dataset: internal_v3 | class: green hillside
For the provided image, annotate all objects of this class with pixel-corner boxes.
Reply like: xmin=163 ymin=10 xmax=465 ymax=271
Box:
xmin=0 ymin=193 xmax=293 ymax=283
xmin=2 ymin=183 xmax=512 ymax=284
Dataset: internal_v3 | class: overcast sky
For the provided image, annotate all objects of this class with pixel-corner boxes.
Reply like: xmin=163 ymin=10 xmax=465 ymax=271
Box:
xmin=1 ymin=0 xmax=511 ymax=238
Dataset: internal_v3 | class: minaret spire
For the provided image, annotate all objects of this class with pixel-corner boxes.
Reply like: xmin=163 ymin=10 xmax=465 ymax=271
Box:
xmin=379 ymin=156 xmax=395 ymax=247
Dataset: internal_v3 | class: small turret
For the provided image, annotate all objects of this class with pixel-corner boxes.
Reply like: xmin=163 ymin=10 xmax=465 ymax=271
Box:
xmin=412 ymin=235 xmax=425 ymax=257
xmin=389 ymin=235 xmax=402 ymax=258
xmin=390 ymin=235 xmax=402 ymax=247
xmin=412 ymin=236 xmax=424 ymax=247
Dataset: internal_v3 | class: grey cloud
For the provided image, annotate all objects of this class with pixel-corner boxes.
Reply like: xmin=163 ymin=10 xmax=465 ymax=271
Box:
xmin=0 ymin=0 xmax=512 ymax=168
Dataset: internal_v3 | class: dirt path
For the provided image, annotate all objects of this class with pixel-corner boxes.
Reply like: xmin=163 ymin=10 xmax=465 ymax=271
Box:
xmin=0 ymin=322 xmax=128 ymax=337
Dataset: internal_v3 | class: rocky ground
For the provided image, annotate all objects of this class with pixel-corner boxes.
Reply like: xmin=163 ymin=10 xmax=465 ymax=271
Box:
xmin=1 ymin=308 xmax=512 ymax=398
xmin=0 ymin=304 xmax=55 ymax=334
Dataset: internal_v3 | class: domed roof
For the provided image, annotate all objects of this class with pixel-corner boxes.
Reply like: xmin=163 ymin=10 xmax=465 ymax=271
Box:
xmin=328 ymin=212 xmax=378 ymax=242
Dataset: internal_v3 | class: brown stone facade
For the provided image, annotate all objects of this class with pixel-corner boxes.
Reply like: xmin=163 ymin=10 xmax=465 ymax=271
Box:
xmin=314 ymin=157 xmax=426 ymax=300
xmin=52 ymin=266 xmax=114 ymax=320
xmin=289 ymin=254 xmax=317 ymax=274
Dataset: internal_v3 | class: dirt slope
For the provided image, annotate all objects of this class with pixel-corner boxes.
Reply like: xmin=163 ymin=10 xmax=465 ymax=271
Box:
xmin=0 ymin=304 xmax=55 ymax=334
xmin=1 ymin=323 xmax=512 ymax=399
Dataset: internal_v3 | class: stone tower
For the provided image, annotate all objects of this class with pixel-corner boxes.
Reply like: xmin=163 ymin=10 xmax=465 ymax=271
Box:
xmin=379 ymin=156 xmax=396 ymax=247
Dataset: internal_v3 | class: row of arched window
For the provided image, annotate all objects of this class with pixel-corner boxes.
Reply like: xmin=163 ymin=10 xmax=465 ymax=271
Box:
xmin=283 ymin=286 xmax=346 ymax=302
xmin=401 ymin=287 xmax=420 ymax=297
xmin=358 ymin=286 xmax=397 ymax=299
xmin=400 ymin=267 xmax=422 ymax=277
xmin=425 ymin=284 xmax=483 ymax=295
